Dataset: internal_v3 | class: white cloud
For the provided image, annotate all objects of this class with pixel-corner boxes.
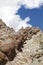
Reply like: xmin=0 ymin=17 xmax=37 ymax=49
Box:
xmin=19 ymin=0 xmax=43 ymax=9
xmin=0 ymin=0 xmax=43 ymax=31
xmin=16 ymin=17 xmax=32 ymax=31
xmin=8 ymin=16 xmax=32 ymax=31
xmin=0 ymin=0 xmax=20 ymax=7
xmin=0 ymin=6 xmax=32 ymax=31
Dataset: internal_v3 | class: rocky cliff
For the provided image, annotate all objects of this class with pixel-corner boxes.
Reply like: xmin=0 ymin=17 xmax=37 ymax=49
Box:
xmin=0 ymin=20 xmax=43 ymax=65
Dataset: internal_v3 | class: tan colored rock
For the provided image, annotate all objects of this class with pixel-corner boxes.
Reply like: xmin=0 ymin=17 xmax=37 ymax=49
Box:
xmin=0 ymin=19 xmax=42 ymax=65
xmin=0 ymin=20 xmax=18 ymax=62
xmin=6 ymin=31 xmax=43 ymax=65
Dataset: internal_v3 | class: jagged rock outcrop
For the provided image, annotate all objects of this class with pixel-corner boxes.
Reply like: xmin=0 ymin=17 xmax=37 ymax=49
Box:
xmin=0 ymin=19 xmax=43 ymax=65
xmin=6 ymin=31 xmax=43 ymax=65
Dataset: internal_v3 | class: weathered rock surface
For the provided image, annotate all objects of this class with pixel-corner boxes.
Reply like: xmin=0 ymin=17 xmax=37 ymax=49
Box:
xmin=6 ymin=31 xmax=43 ymax=65
xmin=0 ymin=19 xmax=43 ymax=65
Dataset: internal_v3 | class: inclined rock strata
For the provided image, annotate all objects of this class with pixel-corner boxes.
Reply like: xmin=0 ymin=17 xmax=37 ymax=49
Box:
xmin=6 ymin=31 xmax=43 ymax=65
xmin=0 ymin=19 xmax=43 ymax=65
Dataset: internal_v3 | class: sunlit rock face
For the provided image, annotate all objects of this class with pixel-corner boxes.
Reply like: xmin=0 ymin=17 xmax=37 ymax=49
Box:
xmin=6 ymin=31 xmax=43 ymax=65
xmin=0 ymin=20 xmax=43 ymax=65
xmin=11 ymin=31 xmax=43 ymax=65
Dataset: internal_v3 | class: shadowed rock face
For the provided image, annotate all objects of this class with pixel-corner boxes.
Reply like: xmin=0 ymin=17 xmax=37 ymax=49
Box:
xmin=0 ymin=19 xmax=41 ymax=65
xmin=0 ymin=19 xmax=17 ymax=61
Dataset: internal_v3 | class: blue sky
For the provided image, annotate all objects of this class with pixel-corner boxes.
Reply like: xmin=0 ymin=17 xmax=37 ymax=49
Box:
xmin=16 ymin=5 xmax=43 ymax=30
xmin=0 ymin=0 xmax=43 ymax=31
